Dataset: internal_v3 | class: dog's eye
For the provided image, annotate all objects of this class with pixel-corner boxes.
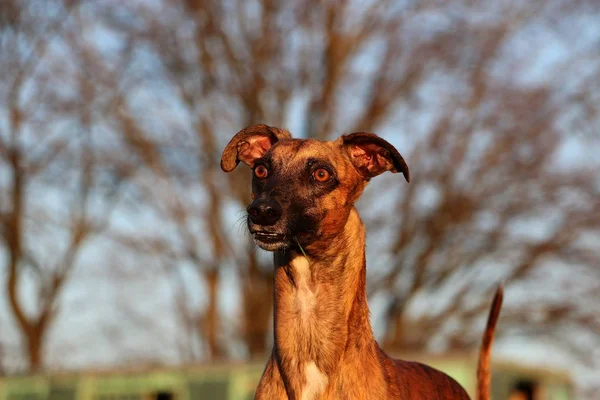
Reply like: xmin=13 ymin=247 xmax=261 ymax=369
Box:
xmin=313 ymin=168 xmax=330 ymax=182
xmin=254 ymin=165 xmax=269 ymax=179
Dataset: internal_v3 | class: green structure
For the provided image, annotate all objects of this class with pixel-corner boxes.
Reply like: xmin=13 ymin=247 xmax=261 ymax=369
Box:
xmin=0 ymin=354 xmax=573 ymax=400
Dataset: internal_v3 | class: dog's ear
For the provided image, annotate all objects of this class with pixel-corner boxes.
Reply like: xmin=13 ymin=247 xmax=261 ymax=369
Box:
xmin=342 ymin=132 xmax=409 ymax=182
xmin=221 ymin=124 xmax=292 ymax=172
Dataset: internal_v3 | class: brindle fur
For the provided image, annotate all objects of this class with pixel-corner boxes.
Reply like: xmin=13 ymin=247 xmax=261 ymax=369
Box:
xmin=221 ymin=124 xmax=503 ymax=400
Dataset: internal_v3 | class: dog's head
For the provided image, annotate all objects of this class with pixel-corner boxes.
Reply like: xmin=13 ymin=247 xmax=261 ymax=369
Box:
xmin=220 ymin=124 xmax=409 ymax=252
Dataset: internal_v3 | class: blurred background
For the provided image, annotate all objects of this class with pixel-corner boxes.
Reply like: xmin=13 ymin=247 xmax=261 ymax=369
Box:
xmin=0 ymin=0 xmax=599 ymax=399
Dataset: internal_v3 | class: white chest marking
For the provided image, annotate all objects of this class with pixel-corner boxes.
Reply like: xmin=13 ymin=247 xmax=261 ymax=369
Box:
xmin=300 ymin=361 xmax=328 ymax=400
xmin=291 ymin=256 xmax=316 ymax=316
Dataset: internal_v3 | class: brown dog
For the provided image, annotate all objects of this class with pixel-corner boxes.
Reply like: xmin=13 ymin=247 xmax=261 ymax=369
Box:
xmin=221 ymin=124 xmax=503 ymax=400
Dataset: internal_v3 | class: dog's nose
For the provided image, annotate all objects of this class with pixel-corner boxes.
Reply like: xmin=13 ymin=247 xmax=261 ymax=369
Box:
xmin=247 ymin=198 xmax=282 ymax=226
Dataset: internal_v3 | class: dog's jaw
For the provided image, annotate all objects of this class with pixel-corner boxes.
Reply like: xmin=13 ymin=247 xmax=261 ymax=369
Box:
xmin=252 ymin=234 xmax=290 ymax=251
xmin=249 ymin=230 xmax=289 ymax=252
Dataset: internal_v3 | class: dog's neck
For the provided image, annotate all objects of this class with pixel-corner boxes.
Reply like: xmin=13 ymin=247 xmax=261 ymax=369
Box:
xmin=272 ymin=207 xmax=376 ymax=398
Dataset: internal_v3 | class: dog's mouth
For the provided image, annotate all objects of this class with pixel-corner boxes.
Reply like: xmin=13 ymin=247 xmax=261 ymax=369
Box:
xmin=251 ymin=231 xmax=289 ymax=251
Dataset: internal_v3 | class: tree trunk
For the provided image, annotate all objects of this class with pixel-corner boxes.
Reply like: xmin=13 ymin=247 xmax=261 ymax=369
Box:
xmin=242 ymin=248 xmax=273 ymax=359
xmin=204 ymin=268 xmax=222 ymax=360
xmin=26 ymin=328 xmax=44 ymax=372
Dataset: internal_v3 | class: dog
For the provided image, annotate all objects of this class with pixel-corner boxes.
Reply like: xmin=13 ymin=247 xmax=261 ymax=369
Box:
xmin=221 ymin=124 xmax=503 ymax=400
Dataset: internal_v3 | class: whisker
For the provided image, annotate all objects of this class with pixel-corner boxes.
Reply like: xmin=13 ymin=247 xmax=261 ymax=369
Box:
xmin=234 ymin=214 xmax=248 ymax=234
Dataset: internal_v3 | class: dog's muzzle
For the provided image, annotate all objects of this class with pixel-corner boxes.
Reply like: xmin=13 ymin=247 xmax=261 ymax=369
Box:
xmin=247 ymin=198 xmax=282 ymax=226
xmin=247 ymin=198 xmax=289 ymax=251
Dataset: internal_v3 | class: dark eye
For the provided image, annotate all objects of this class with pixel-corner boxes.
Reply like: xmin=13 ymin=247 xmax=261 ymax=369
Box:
xmin=313 ymin=168 xmax=330 ymax=182
xmin=254 ymin=165 xmax=268 ymax=179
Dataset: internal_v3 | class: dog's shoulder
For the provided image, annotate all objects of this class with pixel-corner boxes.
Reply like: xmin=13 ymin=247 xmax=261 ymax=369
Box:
xmin=376 ymin=348 xmax=470 ymax=399
xmin=394 ymin=359 xmax=470 ymax=399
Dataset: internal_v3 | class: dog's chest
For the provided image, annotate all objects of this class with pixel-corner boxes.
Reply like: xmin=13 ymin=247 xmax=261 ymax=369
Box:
xmin=291 ymin=256 xmax=317 ymax=318
xmin=275 ymin=256 xmax=340 ymax=357
xmin=300 ymin=361 xmax=328 ymax=400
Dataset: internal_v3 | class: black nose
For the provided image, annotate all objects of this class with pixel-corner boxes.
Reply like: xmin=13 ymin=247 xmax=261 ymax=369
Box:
xmin=247 ymin=198 xmax=282 ymax=226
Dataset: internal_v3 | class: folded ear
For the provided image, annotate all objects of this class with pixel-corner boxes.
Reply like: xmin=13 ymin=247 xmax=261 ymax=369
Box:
xmin=220 ymin=124 xmax=292 ymax=172
xmin=342 ymin=132 xmax=409 ymax=182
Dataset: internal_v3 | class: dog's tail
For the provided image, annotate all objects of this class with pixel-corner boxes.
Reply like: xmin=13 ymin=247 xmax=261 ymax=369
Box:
xmin=477 ymin=284 xmax=504 ymax=400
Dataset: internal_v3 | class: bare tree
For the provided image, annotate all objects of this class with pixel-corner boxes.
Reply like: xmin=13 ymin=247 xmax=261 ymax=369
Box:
xmin=0 ymin=0 xmax=131 ymax=371
xmin=96 ymin=0 xmax=600 ymax=364
xmin=2 ymin=1 xmax=599 ymax=397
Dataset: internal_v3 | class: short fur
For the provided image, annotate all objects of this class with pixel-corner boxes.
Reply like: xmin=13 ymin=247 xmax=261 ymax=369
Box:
xmin=221 ymin=124 xmax=503 ymax=400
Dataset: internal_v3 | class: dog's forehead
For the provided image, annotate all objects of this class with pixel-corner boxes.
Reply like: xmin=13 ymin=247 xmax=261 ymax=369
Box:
xmin=270 ymin=138 xmax=347 ymax=165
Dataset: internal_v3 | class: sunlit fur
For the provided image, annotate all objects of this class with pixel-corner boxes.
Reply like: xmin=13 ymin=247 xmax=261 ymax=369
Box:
xmin=221 ymin=126 xmax=501 ymax=400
